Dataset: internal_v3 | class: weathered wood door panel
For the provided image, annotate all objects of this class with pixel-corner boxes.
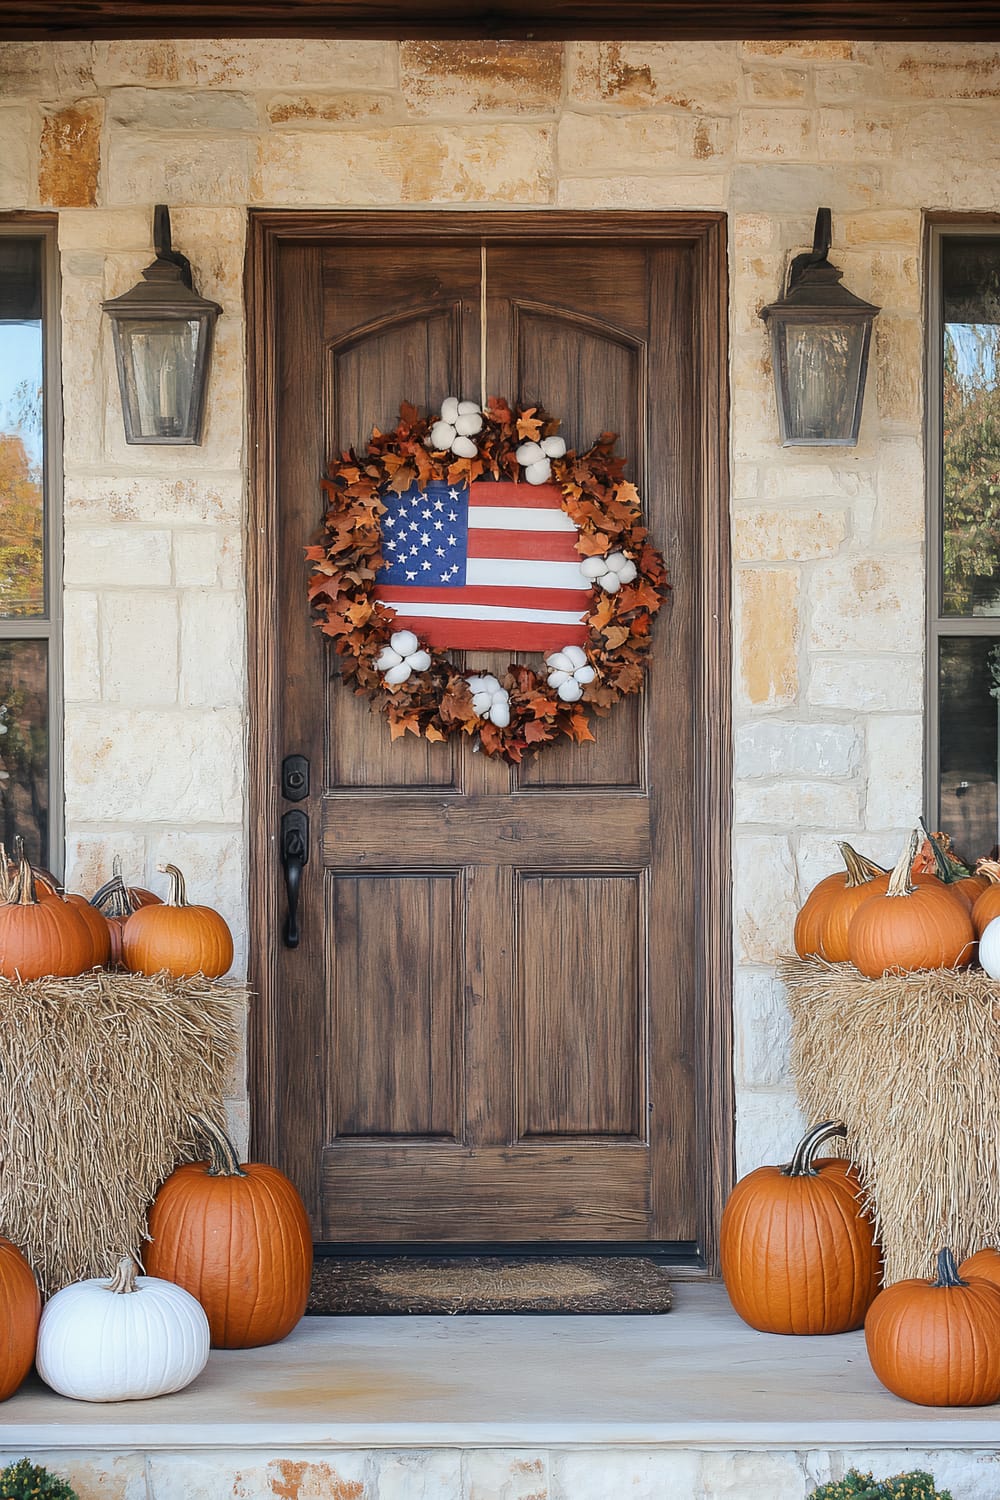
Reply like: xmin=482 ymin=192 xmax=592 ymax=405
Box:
xmin=254 ymin=213 xmax=731 ymax=1259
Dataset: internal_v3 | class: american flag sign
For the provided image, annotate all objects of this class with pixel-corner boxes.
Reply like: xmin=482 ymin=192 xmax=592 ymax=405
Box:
xmin=374 ymin=479 xmax=591 ymax=654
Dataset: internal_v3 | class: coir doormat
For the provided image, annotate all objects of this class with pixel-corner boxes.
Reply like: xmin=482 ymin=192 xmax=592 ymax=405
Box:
xmin=306 ymin=1255 xmax=673 ymax=1315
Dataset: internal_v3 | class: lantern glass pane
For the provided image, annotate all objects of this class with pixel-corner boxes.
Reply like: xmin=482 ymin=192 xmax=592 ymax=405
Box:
xmin=779 ymin=320 xmax=866 ymax=444
xmin=941 ymin=237 xmax=1000 ymax=616
xmin=0 ymin=238 xmax=45 ymax=618
xmin=119 ymin=317 xmax=201 ymax=440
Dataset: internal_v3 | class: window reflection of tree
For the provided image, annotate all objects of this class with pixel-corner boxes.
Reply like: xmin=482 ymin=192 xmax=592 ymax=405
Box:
xmin=0 ymin=642 xmax=47 ymax=865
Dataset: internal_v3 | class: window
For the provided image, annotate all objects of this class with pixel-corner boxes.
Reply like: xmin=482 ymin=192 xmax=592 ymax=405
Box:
xmin=0 ymin=222 xmax=61 ymax=871
xmin=929 ymin=224 xmax=1000 ymax=862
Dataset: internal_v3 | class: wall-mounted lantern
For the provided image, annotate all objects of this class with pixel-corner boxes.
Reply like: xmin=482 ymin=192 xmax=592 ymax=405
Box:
xmin=102 ymin=205 xmax=221 ymax=445
xmin=760 ymin=207 xmax=880 ymax=446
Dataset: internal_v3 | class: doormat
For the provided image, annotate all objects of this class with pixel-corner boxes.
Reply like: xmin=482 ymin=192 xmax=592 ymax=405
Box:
xmin=306 ymin=1256 xmax=673 ymax=1315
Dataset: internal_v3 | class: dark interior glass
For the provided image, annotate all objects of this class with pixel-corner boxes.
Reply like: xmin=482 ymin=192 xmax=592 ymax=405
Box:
xmin=0 ymin=236 xmax=45 ymax=619
xmin=0 ymin=639 xmax=48 ymax=866
xmin=938 ymin=636 xmax=999 ymax=863
xmin=941 ymin=237 xmax=1000 ymax=616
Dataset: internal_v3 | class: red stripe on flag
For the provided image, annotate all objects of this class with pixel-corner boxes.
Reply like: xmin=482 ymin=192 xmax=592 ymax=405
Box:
xmin=468 ymin=529 xmax=580 ymax=562
xmin=469 ymin=481 xmax=567 ymax=511
xmin=377 ymin=585 xmax=591 ymax=613
xmin=386 ymin=616 xmax=587 ymax=653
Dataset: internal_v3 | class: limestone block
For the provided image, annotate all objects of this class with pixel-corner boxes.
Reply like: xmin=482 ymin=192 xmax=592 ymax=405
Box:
xmin=106 ymin=131 xmax=251 ymax=205
xmin=464 ymin=1450 xmax=549 ymax=1500
xmin=179 ymin=589 xmax=246 ymax=709
xmin=738 ymin=108 xmax=815 ymax=160
xmin=733 ymin=834 xmax=799 ymax=964
xmin=0 ymin=106 xmax=34 ymax=210
xmin=93 ymin=38 xmax=395 ymax=90
xmin=733 ymin=508 xmax=847 ymax=562
xmin=266 ymin=92 xmax=399 ymax=126
xmin=58 ymin=207 xmax=152 ymax=250
xmin=730 ymin=163 xmax=880 ymax=213
xmin=38 ymin=98 xmax=103 ymax=207
xmin=173 ymin=529 xmax=220 ymax=586
xmin=147 ymin=1451 xmax=369 ymax=1500
xmin=737 ymin=567 xmax=800 ymax=709
xmin=557 ymin=111 xmax=732 ymax=174
xmin=733 ymin=968 xmax=793 ymax=1087
xmin=100 ymin=591 xmax=179 ymax=705
xmin=568 ymin=40 xmax=740 ymax=110
xmin=218 ymin=532 xmax=244 ymax=589
xmin=735 ymin=1090 xmax=806 ymax=1180
xmin=63 ymin=830 xmax=146 ymax=897
xmin=64 ymin=250 xmax=104 ymax=276
xmin=66 ymin=473 xmax=244 ymax=526
xmin=808 ymin=655 xmax=922 ymax=713
xmin=160 ymin=204 xmax=247 ymax=310
xmin=874 ymin=42 xmax=1000 ymax=99
xmin=91 ymin=42 xmax=183 ymax=87
xmin=0 ymin=42 xmax=56 ymax=96
xmin=375 ymin=1451 xmax=463 ymax=1500
xmin=742 ymin=40 xmax=864 ymax=60
xmin=733 ymin=213 xmax=776 ymax=250
xmin=841 ymin=209 xmax=921 ymax=245
xmin=224 ymin=1096 xmax=251 ymax=1156
xmin=108 ymin=87 xmax=258 ymax=131
xmin=0 ymin=1452 xmax=147 ymax=1500
xmin=253 ymin=124 xmax=553 ymax=205
xmin=64 ymin=707 xmax=243 ymax=824
xmin=875 ymin=439 xmax=924 ymax=542
xmin=817 ymin=108 xmax=896 ymax=160
xmin=742 ymin=65 xmax=809 ymax=101
xmin=735 ymin=779 xmax=862 ymax=829
xmin=761 ymin=463 xmax=875 ymax=500
xmin=865 ymin=715 xmax=923 ymax=830
xmin=731 ymin=381 xmax=780 ymax=462
xmin=698 ymin=1450 xmax=810 ymax=1500
xmin=731 ymin=461 xmax=760 ymax=499
xmin=556 ymin=174 xmax=726 ymax=209
xmin=875 ymin=315 xmax=922 ymax=427
xmin=732 ymin=253 xmax=784 ymax=333
xmin=807 ymin=554 xmax=923 ymax=653
xmin=63 ymin=590 xmax=101 ymax=703
xmin=736 ymin=721 xmax=861 ymax=779
xmin=61 ymin=274 xmax=105 ymax=465
xmin=146 ymin=828 xmax=247 ymax=975
xmin=64 ymin=527 xmax=172 ymax=588
xmin=550 ymin=1449 xmax=700 ymax=1500
xmin=401 ymin=41 xmax=562 ymax=116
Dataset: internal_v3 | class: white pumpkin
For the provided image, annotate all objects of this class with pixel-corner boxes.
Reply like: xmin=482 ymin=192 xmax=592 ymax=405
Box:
xmin=980 ymin=915 xmax=1000 ymax=979
xmin=37 ymin=1257 xmax=210 ymax=1402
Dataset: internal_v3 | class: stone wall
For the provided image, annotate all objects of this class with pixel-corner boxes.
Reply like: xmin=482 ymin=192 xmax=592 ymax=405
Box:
xmin=1 ymin=37 xmax=997 ymax=1167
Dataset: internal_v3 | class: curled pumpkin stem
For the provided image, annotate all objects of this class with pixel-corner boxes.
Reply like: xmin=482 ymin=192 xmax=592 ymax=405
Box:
xmin=783 ymin=1120 xmax=848 ymax=1178
xmin=190 ymin=1111 xmax=248 ymax=1178
xmin=886 ymin=830 xmax=920 ymax=899
xmin=933 ymin=1247 xmax=966 ymax=1288
xmin=106 ymin=1256 xmax=141 ymax=1295
xmin=158 ymin=863 xmax=190 ymax=908
xmin=838 ymin=842 xmax=885 ymax=888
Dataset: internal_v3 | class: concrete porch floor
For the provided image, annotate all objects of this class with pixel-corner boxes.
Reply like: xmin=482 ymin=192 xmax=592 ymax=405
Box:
xmin=2 ymin=1283 xmax=1000 ymax=1498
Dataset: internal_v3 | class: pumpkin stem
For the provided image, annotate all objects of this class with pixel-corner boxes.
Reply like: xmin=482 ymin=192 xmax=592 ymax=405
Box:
xmin=91 ymin=858 xmax=143 ymax=919
xmin=783 ymin=1119 xmax=848 ymax=1177
xmin=932 ymin=1247 xmax=966 ymax=1288
xmin=190 ymin=1111 xmax=248 ymax=1178
xmin=158 ymin=863 xmax=189 ymax=908
xmin=106 ymin=1256 xmax=141 ymax=1295
xmin=839 ymin=842 xmax=885 ymax=888
xmin=918 ymin=819 xmax=972 ymax=883
xmin=11 ymin=844 xmax=37 ymax=908
xmin=886 ymin=830 xmax=920 ymax=899
xmin=977 ymin=858 xmax=1000 ymax=887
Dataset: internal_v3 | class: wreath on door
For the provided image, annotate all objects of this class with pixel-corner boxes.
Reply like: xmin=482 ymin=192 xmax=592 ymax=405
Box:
xmin=305 ymin=397 xmax=669 ymax=764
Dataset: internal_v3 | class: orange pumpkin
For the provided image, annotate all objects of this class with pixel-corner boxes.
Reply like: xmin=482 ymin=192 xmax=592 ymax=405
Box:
xmin=848 ymin=832 xmax=975 ymax=979
xmin=794 ymin=843 xmax=888 ymax=963
xmin=959 ymin=1247 xmax=1000 ymax=1288
xmin=146 ymin=1113 xmax=313 ymax=1349
xmin=63 ymin=893 xmax=112 ymax=968
xmin=91 ymin=857 xmax=161 ymax=969
xmin=720 ymin=1119 xmax=882 ymax=1335
xmin=123 ymin=863 xmax=233 ymax=979
xmin=0 ymin=1236 xmax=40 ymax=1401
xmin=971 ymin=860 xmax=1000 ymax=938
xmin=865 ymin=1247 xmax=1000 ymax=1406
xmin=0 ymin=855 xmax=94 ymax=981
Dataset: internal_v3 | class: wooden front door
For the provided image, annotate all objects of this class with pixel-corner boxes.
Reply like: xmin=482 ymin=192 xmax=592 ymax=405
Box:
xmin=248 ymin=212 xmax=732 ymax=1267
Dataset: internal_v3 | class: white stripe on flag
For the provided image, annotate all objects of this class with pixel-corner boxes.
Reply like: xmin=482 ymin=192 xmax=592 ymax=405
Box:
xmin=378 ymin=600 xmax=587 ymax=626
xmin=466 ymin=558 xmax=584 ymax=590
xmin=467 ymin=506 xmax=577 ymax=533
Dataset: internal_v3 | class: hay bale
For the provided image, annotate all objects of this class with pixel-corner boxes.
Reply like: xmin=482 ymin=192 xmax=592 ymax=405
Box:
xmin=781 ymin=957 xmax=1000 ymax=1285
xmin=0 ymin=970 xmax=243 ymax=1295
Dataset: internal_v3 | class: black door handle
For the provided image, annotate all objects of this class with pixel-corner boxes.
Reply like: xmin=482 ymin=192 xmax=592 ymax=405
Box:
xmin=281 ymin=810 xmax=309 ymax=949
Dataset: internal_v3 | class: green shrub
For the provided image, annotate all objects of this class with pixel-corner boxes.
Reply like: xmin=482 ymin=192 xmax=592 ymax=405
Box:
xmin=0 ymin=1459 xmax=79 ymax=1500
xmin=808 ymin=1471 xmax=952 ymax=1500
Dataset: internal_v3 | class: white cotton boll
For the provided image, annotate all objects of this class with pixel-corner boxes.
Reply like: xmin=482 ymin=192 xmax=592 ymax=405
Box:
xmin=407 ymin=650 xmax=432 ymax=673
xmin=605 ymin=552 xmax=628 ymax=573
xmin=457 ymin=400 xmax=481 ymax=416
xmin=480 ymin=675 xmax=501 ymax=694
xmin=563 ymin=645 xmax=588 ymax=669
xmin=455 ymin=411 xmax=483 ymax=437
xmin=579 ymin=555 xmax=607 ymax=581
xmin=525 ymin=459 xmax=551 ymax=485
xmin=601 ymin=572 xmax=621 ymax=593
xmin=451 ymin=435 xmax=479 ymax=458
xmin=617 ymin=560 xmax=637 ymax=584
xmin=390 ymin=630 xmax=419 ymax=655
xmin=547 ymin=670 xmax=570 ymax=688
xmin=472 ymin=691 xmax=492 ymax=715
xmin=384 ymin=662 xmax=412 ymax=685
xmin=574 ymin=665 xmax=596 ymax=685
xmin=541 ymin=435 xmax=567 ymax=459
xmin=546 ymin=651 xmax=574 ymax=673
xmin=467 ymin=676 xmax=488 ymax=694
xmin=440 ymin=396 xmax=460 ymax=424
xmin=375 ymin=647 xmax=402 ymax=670
xmin=429 ymin=421 xmax=455 ymax=450
xmin=515 ymin=441 xmax=545 ymax=465
xmin=490 ymin=700 xmax=511 ymax=729
xmin=557 ymin=679 xmax=583 ymax=702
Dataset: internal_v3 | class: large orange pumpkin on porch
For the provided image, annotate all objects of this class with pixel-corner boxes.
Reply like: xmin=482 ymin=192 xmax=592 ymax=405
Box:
xmin=0 ymin=1236 xmax=40 ymax=1402
xmin=793 ymin=842 xmax=887 ymax=963
xmin=145 ymin=1114 xmax=313 ymax=1349
xmin=720 ymin=1120 xmax=882 ymax=1335
xmin=0 ymin=854 xmax=94 ymax=981
xmin=847 ymin=832 xmax=975 ymax=978
xmin=123 ymin=863 xmax=233 ymax=979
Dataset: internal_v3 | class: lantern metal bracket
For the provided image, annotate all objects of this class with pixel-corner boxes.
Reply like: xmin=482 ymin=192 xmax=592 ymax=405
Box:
xmin=152 ymin=204 xmax=193 ymax=290
xmin=786 ymin=207 xmax=835 ymax=292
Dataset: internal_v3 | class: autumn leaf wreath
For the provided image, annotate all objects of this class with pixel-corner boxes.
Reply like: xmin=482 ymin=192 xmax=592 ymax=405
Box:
xmin=306 ymin=397 xmax=670 ymax=764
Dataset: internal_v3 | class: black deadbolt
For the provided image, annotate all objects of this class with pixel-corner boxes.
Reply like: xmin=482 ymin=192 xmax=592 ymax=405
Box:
xmin=282 ymin=753 xmax=309 ymax=802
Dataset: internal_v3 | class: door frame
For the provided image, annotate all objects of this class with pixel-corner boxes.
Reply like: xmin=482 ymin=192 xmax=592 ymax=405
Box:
xmin=245 ymin=209 xmax=733 ymax=1273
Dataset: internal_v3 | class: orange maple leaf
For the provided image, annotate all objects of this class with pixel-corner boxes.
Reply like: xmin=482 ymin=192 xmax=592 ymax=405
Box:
xmin=516 ymin=408 xmax=542 ymax=441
